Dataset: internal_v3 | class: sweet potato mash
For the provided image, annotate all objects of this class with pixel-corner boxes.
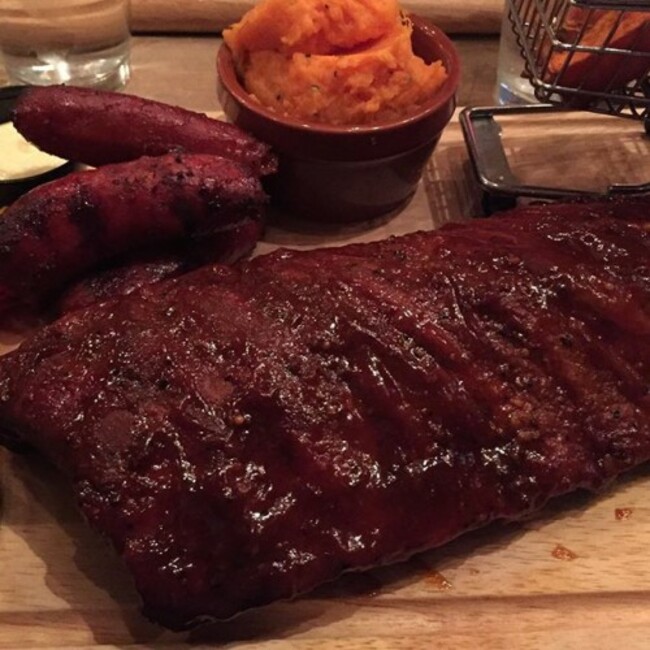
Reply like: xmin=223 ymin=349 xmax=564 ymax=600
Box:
xmin=223 ymin=0 xmax=448 ymax=126
xmin=224 ymin=0 xmax=400 ymax=56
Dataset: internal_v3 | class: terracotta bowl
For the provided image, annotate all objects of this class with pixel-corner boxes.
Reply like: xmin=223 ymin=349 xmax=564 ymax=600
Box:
xmin=217 ymin=16 xmax=460 ymax=223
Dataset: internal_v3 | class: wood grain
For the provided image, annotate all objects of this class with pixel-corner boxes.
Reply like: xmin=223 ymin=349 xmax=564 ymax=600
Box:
xmin=129 ymin=0 xmax=505 ymax=35
xmin=1 ymin=110 xmax=650 ymax=649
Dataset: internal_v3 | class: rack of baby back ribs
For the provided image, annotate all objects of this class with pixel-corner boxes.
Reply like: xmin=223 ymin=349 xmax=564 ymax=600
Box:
xmin=461 ymin=0 xmax=650 ymax=212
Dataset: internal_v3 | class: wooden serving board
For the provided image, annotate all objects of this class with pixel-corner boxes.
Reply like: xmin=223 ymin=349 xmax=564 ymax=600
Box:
xmin=129 ymin=0 xmax=504 ymax=35
xmin=1 ymin=109 xmax=650 ymax=649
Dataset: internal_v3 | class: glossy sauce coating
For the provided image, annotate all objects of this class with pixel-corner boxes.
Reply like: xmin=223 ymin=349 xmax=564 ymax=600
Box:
xmin=0 ymin=200 xmax=648 ymax=629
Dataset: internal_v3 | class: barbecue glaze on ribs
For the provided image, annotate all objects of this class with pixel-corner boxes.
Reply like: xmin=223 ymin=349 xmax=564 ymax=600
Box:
xmin=0 ymin=200 xmax=648 ymax=629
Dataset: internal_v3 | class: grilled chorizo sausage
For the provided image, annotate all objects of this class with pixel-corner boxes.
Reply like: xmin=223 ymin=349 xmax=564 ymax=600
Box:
xmin=0 ymin=153 xmax=266 ymax=315
xmin=12 ymin=85 xmax=277 ymax=176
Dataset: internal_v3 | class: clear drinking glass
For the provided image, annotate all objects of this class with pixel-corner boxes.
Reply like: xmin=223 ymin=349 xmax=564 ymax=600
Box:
xmin=0 ymin=0 xmax=131 ymax=89
xmin=496 ymin=8 xmax=538 ymax=104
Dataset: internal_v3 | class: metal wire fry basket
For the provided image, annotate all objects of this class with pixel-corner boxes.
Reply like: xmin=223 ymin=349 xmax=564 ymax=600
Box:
xmin=461 ymin=0 xmax=650 ymax=212
xmin=508 ymin=0 xmax=650 ymax=118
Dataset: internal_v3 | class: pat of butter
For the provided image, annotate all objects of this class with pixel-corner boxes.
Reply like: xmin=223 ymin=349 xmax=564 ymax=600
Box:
xmin=0 ymin=121 xmax=66 ymax=181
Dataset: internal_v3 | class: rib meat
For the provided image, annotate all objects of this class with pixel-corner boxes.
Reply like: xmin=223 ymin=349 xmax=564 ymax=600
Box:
xmin=0 ymin=199 xmax=648 ymax=630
